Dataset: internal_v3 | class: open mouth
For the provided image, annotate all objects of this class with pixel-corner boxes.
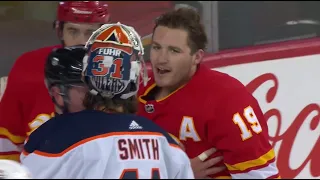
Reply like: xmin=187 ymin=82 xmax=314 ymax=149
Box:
xmin=157 ymin=67 xmax=171 ymax=75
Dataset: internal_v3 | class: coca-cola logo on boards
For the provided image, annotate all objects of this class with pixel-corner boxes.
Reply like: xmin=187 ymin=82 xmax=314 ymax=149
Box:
xmin=246 ymin=73 xmax=319 ymax=179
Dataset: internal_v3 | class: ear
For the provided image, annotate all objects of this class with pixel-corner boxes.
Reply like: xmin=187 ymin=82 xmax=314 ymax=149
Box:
xmin=50 ymin=86 xmax=64 ymax=107
xmin=193 ymin=49 xmax=204 ymax=65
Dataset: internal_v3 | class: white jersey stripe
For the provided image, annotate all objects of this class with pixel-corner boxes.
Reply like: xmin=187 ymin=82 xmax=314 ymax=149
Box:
xmin=0 ymin=138 xmax=22 ymax=153
xmin=230 ymin=161 xmax=279 ymax=179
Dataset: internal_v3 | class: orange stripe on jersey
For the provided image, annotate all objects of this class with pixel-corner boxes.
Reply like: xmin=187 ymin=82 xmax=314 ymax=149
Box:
xmin=168 ymin=133 xmax=180 ymax=144
xmin=21 ymin=150 xmax=29 ymax=156
xmin=229 ymin=157 xmax=276 ymax=174
xmin=155 ymin=84 xmax=185 ymax=102
xmin=138 ymin=84 xmax=156 ymax=104
xmin=0 ymin=153 xmax=20 ymax=162
xmin=138 ymin=83 xmax=186 ymax=104
xmin=0 ymin=127 xmax=25 ymax=144
xmin=169 ymin=143 xmax=183 ymax=150
xmin=214 ymin=176 xmax=232 ymax=179
xmin=225 ymin=148 xmax=275 ymax=171
xmin=168 ymin=133 xmax=185 ymax=151
xmin=32 ymin=131 xmax=171 ymax=157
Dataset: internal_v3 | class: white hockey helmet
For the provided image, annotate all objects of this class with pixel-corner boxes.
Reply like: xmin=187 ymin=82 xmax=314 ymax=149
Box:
xmin=0 ymin=160 xmax=32 ymax=179
xmin=83 ymin=22 xmax=148 ymax=99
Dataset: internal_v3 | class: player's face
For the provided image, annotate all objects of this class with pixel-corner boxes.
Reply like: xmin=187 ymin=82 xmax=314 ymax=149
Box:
xmin=62 ymin=22 xmax=101 ymax=46
xmin=67 ymin=84 xmax=88 ymax=113
xmin=150 ymin=26 xmax=203 ymax=90
xmin=51 ymin=84 xmax=88 ymax=113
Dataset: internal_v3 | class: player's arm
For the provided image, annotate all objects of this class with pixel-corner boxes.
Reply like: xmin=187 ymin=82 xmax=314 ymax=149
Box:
xmin=164 ymin=132 xmax=194 ymax=179
xmin=0 ymin=54 xmax=28 ymax=161
xmin=174 ymin=157 xmax=195 ymax=179
xmin=209 ymin=86 xmax=280 ymax=179
xmin=170 ymin=145 xmax=195 ymax=179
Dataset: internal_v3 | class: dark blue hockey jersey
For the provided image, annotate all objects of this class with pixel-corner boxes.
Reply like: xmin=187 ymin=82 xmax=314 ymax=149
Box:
xmin=20 ymin=110 xmax=194 ymax=179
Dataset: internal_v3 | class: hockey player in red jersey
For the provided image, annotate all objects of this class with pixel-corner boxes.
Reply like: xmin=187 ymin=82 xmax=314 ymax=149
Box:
xmin=0 ymin=1 xmax=110 ymax=161
xmin=137 ymin=8 xmax=281 ymax=179
xmin=21 ymin=23 xmax=194 ymax=179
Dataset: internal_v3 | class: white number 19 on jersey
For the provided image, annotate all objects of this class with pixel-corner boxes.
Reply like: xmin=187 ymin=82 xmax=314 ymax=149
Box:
xmin=232 ymin=106 xmax=263 ymax=141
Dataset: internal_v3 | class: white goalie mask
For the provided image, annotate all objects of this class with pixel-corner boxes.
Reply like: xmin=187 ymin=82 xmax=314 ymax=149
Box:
xmin=83 ymin=22 xmax=148 ymax=99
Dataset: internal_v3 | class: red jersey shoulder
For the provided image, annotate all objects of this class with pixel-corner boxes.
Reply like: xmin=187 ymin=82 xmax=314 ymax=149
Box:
xmin=199 ymin=66 xmax=258 ymax=121
xmin=171 ymin=65 xmax=247 ymax=101
xmin=19 ymin=45 xmax=61 ymax=63
xmin=138 ymin=64 xmax=251 ymax=104
xmin=195 ymin=65 xmax=250 ymax=99
xmin=9 ymin=45 xmax=62 ymax=81
xmin=138 ymin=64 xmax=249 ymax=103
xmin=12 ymin=45 xmax=61 ymax=71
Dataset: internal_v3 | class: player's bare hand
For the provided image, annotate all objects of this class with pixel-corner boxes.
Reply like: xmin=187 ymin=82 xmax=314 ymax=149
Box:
xmin=191 ymin=148 xmax=226 ymax=179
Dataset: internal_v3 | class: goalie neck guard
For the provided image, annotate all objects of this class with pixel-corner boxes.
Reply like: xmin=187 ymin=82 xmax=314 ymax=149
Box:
xmin=83 ymin=22 xmax=148 ymax=100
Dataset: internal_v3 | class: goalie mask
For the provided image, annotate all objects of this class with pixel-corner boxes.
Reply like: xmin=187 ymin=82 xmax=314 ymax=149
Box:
xmin=83 ymin=22 xmax=148 ymax=99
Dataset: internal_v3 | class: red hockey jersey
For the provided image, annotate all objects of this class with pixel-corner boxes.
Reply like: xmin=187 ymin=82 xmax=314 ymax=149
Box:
xmin=0 ymin=45 xmax=60 ymax=161
xmin=137 ymin=64 xmax=280 ymax=179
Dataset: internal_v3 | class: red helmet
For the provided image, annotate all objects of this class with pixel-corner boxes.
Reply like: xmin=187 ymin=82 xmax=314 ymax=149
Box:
xmin=56 ymin=1 xmax=110 ymax=24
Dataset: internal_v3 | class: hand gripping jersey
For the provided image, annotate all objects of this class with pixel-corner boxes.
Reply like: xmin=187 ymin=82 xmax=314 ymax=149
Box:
xmin=0 ymin=45 xmax=59 ymax=161
xmin=138 ymin=64 xmax=280 ymax=179
xmin=20 ymin=110 xmax=194 ymax=179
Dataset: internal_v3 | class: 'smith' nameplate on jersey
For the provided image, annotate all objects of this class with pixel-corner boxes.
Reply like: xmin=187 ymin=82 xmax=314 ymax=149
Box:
xmin=116 ymin=137 xmax=160 ymax=161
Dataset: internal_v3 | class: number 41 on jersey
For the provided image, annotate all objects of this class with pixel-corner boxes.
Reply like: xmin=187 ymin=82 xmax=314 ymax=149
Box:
xmin=120 ymin=168 xmax=160 ymax=179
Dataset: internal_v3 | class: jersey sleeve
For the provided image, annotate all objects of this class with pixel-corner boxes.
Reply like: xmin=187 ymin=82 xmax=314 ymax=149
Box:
xmin=168 ymin=145 xmax=194 ymax=179
xmin=174 ymin=156 xmax=194 ymax=179
xmin=209 ymin=86 xmax=280 ymax=179
xmin=0 ymin=54 xmax=28 ymax=161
